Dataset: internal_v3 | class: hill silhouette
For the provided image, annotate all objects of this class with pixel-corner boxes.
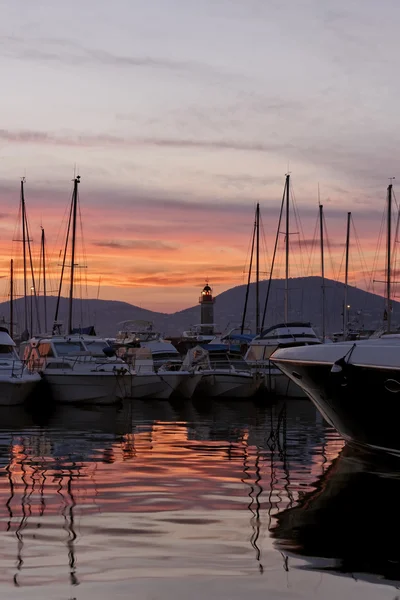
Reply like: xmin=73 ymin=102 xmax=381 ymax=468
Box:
xmin=0 ymin=277 xmax=394 ymax=338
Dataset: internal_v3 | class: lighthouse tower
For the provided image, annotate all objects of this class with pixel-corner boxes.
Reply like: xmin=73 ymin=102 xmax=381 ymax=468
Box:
xmin=199 ymin=282 xmax=215 ymax=336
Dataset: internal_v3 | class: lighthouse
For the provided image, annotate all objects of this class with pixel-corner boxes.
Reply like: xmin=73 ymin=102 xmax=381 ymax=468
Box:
xmin=199 ymin=282 xmax=215 ymax=335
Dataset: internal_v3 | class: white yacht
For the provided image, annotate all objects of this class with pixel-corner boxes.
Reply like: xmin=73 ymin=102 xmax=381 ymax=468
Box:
xmin=183 ymin=345 xmax=263 ymax=398
xmin=181 ymin=324 xmax=216 ymax=344
xmin=245 ymin=322 xmax=322 ymax=397
xmin=21 ymin=334 xmax=131 ymax=404
xmin=122 ymin=346 xmax=186 ymax=399
xmin=0 ymin=327 xmax=40 ymax=405
xmin=115 ymin=321 xmax=200 ymax=398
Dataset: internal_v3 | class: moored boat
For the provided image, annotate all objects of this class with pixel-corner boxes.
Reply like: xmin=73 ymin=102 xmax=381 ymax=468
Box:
xmin=183 ymin=345 xmax=263 ymax=398
xmin=21 ymin=334 xmax=130 ymax=404
xmin=245 ymin=322 xmax=321 ymax=397
xmin=271 ymin=335 xmax=400 ymax=454
xmin=0 ymin=327 xmax=40 ymax=405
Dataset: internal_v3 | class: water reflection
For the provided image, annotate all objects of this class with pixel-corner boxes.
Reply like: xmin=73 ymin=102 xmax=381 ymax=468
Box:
xmin=273 ymin=444 xmax=400 ymax=587
xmin=0 ymin=399 xmax=349 ymax=594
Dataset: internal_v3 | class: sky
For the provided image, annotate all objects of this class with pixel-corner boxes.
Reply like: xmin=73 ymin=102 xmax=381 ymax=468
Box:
xmin=0 ymin=0 xmax=399 ymax=312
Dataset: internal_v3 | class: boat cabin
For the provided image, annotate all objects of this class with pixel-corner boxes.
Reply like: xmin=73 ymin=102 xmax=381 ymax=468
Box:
xmin=21 ymin=335 xmax=114 ymax=371
xmin=246 ymin=322 xmax=321 ymax=362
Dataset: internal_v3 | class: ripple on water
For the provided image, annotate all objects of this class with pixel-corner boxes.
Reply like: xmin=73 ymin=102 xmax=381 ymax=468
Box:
xmin=0 ymin=399 xmax=395 ymax=600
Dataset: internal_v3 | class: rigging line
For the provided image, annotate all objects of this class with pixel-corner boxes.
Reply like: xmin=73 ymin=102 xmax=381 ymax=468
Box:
xmin=393 ymin=188 xmax=398 ymax=211
xmin=336 ymin=240 xmax=346 ymax=288
xmin=392 ymin=203 xmax=400 ymax=299
xmin=259 ymin=212 xmax=270 ymax=274
xmin=291 ymin=185 xmax=308 ymax=274
xmin=351 ymin=217 xmax=371 ymax=293
xmin=292 ymin=204 xmax=309 ymax=276
xmin=241 ymin=211 xmax=256 ymax=334
xmin=370 ymin=197 xmax=387 ymax=293
xmin=54 ymin=192 xmax=74 ymax=327
xmin=242 ymin=206 xmax=256 ymax=281
xmin=305 ymin=213 xmax=319 ymax=277
xmin=78 ymin=196 xmax=90 ymax=325
xmin=24 ymin=209 xmax=42 ymax=333
xmin=323 ymin=213 xmax=337 ymax=282
xmin=261 ymin=181 xmax=286 ymax=330
xmin=48 ymin=184 xmax=74 ymax=273
xmin=259 ymin=219 xmax=269 ymax=282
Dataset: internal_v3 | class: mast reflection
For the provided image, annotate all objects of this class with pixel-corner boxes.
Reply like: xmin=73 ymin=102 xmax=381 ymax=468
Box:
xmin=0 ymin=400 xmax=343 ymax=588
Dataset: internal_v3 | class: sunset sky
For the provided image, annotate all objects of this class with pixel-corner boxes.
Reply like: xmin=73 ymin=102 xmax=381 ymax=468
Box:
xmin=0 ymin=0 xmax=399 ymax=312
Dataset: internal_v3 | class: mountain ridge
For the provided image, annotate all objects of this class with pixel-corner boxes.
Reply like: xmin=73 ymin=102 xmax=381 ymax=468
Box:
xmin=0 ymin=276 xmax=396 ymax=337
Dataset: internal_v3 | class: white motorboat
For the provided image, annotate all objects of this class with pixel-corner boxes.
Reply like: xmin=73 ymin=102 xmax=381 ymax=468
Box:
xmin=21 ymin=334 xmax=131 ymax=404
xmin=123 ymin=347 xmax=184 ymax=399
xmin=115 ymin=321 xmax=199 ymax=398
xmin=245 ymin=322 xmax=322 ymax=397
xmin=183 ymin=345 xmax=263 ymax=398
xmin=0 ymin=328 xmax=40 ymax=405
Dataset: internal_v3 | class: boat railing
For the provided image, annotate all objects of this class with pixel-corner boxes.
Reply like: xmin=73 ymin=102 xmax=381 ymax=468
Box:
xmin=10 ymin=360 xmax=26 ymax=377
xmin=209 ymin=357 xmax=252 ymax=373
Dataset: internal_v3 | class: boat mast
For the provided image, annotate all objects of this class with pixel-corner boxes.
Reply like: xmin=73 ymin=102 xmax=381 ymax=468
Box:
xmin=319 ymin=203 xmax=325 ymax=340
xmin=21 ymin=179 xmax=41 ymax=334
xmin=68 ymin=176 xmax=80 ymax=334
xmin=387 ymin=182 xmax=393 ymax=333
xmin=261 ymin=180 xmax=286 ymax=330
xmin=54 ymin=196 xmax=73 ymax=331
xmin=284 ymin=174 xmax=290 ymax=323
xmin=343 ymin=212 xmax=351 ymax=337
xmin=241 ymin=210 xmax=256 ymax=334
xmin=10 ymin=259 xmax=13 ymax=339
xmin=256 ymin=203 xmax=260 ymax=333
xmin=20 ymin=179 xmax=28 ymax=332
xmin=41 ymin=227 xmax=48 ymax=333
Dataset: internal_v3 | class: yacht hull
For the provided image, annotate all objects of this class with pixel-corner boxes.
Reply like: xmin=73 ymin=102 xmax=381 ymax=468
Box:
xmin=272 ymin=341 xmax=400 ymax=455
xmin=0 ymin=376 xmax=40 ymax=406
xmin=196 ymin=372 xmax=262 ymax=398
xmin=43 ymin=373 xmax=126 ymax=404
xmin=129 ymin=374 xmax=174 ymax=399
xmin=175 ymin=372 xmax=202 ymax=399
xmin=254 ymin=364 xmax=307 ymax=398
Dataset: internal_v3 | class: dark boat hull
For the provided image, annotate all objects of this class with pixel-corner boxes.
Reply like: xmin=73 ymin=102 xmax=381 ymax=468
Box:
xmin=275 ymin=359 xmax=400 ymax=455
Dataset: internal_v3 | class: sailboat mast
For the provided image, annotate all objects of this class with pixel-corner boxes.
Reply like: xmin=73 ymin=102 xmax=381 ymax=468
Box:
xmin=387 ymin=182 xmax=393 ymax=333
xmin=284 ymin=174 xmax=290 ymax=323
xmin=68 ymin=176 xmax=80 ymax=334
xmin=343 ymin=212 xmax=351 ymax=337
xmin=319 ymin=204 xmax=326 ymax=340
xmin=20 ymin=179 xmax=28 ymax=332
xmin=10 ymin=259 xmax=13 ymax=339
xmin=41 ymin=227 xmax=47 ymax=333
xmin=256 ymin=203 xmax=260 ymax=333
xmin=241 ymin=211 xmax=256 ymax=334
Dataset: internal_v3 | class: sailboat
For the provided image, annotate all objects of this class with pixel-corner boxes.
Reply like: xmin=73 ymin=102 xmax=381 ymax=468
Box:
xmin=21 ymin=177 xmax=132 ymax=404
xmin=245 ymin=175 xmax=321 ymax=397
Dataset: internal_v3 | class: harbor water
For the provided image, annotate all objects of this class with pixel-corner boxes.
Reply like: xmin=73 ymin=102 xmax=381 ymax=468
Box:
xmin=0 ymin=398 xmax=397 ymax=600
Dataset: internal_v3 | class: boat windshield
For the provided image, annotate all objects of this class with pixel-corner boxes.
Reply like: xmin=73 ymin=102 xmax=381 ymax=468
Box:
xmin=83 ymin=341 xmax=110 ymax=355
xmin=54 ymin=342 xmax=85 ymax=356
xmin=0 ymin=345 xmax=16 ymax=358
